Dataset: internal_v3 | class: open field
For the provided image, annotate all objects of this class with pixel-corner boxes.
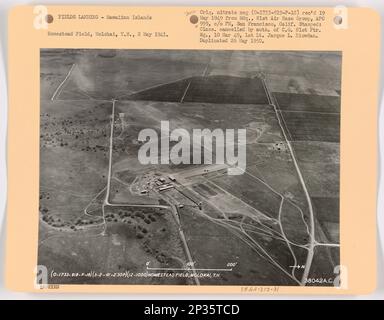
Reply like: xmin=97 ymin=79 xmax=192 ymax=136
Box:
xmin=279 ymin=112 xmax=340 ymax=142
xmin=125 ymin=75 xmax=269 ymax=105
xmin=291 ymin=141 xmax=340 ymax=197
xmin=274 ymin=93 xmax=340 ymax=113
xmin=39 ymin=49 xmax=341 ymax=286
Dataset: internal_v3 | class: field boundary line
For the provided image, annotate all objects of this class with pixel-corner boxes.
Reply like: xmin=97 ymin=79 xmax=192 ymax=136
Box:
xmin=117 ymin=75 xmax=194 ymax=100
xmin=180 ymin=81 xmax=191 ymax=103
xmin=51 ymin=63 xmax=76 ymax=101
xmin=280 ymin=110 xmax=340 ymax=115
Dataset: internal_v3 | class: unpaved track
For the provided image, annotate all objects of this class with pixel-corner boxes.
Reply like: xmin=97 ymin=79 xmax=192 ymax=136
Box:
xmin=262 ymin=76 xmax=316 ymax=286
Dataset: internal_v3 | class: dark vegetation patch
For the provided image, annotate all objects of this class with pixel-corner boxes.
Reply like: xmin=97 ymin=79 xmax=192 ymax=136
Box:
xmin=274 ymin=92 xmax=340 ymax=113
xmin=280 ymin=112 xmax=340 ymax=142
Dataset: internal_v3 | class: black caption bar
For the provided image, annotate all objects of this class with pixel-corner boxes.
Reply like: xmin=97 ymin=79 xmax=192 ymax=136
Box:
xmin=0 ymin=300 xmax=380 ymax=318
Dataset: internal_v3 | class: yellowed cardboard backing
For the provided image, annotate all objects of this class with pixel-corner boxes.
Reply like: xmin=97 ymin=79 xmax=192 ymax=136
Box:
xmin=6 ymin=6 xmax=380 ymax=294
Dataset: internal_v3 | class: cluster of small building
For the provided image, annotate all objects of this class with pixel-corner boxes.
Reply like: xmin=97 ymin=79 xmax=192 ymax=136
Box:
xmin=140 ymin=175 xmax=177 ymax=194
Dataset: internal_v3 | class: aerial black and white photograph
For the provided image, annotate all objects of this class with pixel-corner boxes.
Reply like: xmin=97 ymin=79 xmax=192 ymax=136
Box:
xmin=38 ymin=49 xmax=341 ymax=286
